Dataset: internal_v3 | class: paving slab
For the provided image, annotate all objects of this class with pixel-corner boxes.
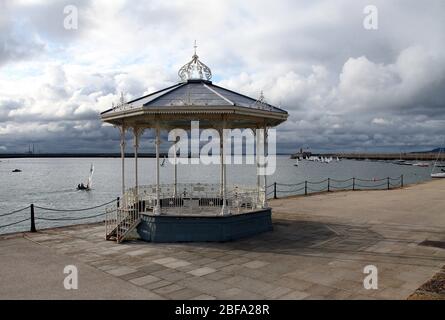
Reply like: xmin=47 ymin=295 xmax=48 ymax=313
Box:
xmin=0 ymin=238 xmax=162 ymax=299
xmin=188 ymin=267 xmax=217 ymax=277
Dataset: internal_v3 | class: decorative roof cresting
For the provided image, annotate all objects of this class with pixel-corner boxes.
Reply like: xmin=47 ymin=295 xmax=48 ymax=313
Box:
xmin=111 ymin=92 xmax=131 ymax=112
xmin=178 ymin=41 xmax=212 ymax=82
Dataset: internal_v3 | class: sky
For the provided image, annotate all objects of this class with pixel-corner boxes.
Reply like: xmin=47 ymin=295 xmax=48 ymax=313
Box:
xmin=0 ymin=0 xmax=444 ymax=154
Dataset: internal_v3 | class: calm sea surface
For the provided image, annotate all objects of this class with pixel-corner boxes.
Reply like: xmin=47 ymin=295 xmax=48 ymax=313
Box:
xmin=0 ymin=156 xmax=434 ymax=234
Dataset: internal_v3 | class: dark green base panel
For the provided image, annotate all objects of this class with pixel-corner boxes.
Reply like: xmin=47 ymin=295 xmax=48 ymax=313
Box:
xmin=136 ymin=209 xmax=272 ymax=242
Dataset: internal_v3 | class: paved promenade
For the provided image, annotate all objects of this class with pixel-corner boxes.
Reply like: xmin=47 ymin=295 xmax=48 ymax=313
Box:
xmin=1 ymin=180 xmax=444 ymax=299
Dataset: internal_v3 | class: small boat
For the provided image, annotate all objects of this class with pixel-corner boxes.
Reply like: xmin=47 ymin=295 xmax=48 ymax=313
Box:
xmin=393 ymin=160 xmax=412 ymax=166
xmin=77 ymin=183 xmax=89 ymax=190
xmin=294 ymin=159 xmax=299 ymax=166
xmin=12 ymin=169 xmax=22 ymax=172
xmin=77 ymin=164 xmax=94 ymax=190
xmin=393 ymin=151 xmax=412 ymax=165
xmin=320 ymin=156 xmax=332 ymax=164
xmin=431 ymin=172 xmax=445 ymax=178
xmin=412 ymin=162 xmax=429 ymax=167
xmin=431 ymin=143 xmax=445 ymax=178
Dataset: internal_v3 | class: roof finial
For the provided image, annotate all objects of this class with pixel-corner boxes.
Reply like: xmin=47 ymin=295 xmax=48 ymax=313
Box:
xmin=111 ymin=91 xmax=128 ymax=111
xmin=178 ymin=42 xmax=212 ymax=81
xmin=259 ymin=91 xmax=265 ymax=103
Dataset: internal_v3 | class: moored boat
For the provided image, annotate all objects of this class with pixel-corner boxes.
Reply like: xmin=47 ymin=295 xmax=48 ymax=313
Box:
xmin=393 ymin=160 xmax=412 ymax=166
xmin=431 ymin=172 xmax=445 ymax=178
xmin=431 ymin=141 xmax=445 ymax=178
xmin=413 ymin=162 xmax=429 ymax=167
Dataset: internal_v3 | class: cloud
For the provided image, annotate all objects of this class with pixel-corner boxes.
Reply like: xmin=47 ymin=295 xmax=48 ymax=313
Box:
xmin=0 ymin=3 xmax=45 ymax=66
xmin=372 ymin=118 xmax=391 ymax=126
xmin=0 ymin=0 xmax=444 ymax=153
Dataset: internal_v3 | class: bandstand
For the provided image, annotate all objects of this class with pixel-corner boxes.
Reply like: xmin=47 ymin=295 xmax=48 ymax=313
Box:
xmin=101 ymin=47 xmax=288 ymax=243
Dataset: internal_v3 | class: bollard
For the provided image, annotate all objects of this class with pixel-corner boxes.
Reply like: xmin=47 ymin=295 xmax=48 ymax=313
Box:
xmin=30 ymin=204 xmax=36 ymax=233
xmin=304 ymin=181 xmax=308 ymax=196
xmin=352 ymin=177 xmax=355 ymax=191
xmin=117 ymin=196 xmax=120 ymax=209
xmin=387 ymin=177 xmax=390 ymax=190
xmin=327 ymin=178 xmax=330 ymax=192
xmin=401 ymin=174 xmax=404 ymax=188
xmin=273 ymin=182 xmax=277 ymax=199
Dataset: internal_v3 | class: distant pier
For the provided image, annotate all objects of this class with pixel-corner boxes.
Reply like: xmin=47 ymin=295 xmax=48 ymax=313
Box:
xmin=291 ymin=152 xmax=445 ymax=161
xmin=0 ymin=153 xmax=170 ymax=159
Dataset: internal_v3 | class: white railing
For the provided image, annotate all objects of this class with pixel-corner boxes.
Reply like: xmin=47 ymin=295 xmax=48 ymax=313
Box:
xmin=115 ymin=207 xmax=139 ymax=240
xmin=122 ymin=183 xmax=262 ymax=215
xmin=105 ymin=202 xmax=139 ymax=241
xmin=105 ymin=204 xmax=117 ymax=238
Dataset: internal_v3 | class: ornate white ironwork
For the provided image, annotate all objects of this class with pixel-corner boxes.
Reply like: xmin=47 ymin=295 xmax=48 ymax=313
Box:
xmin=105 ymin=203 xmax=140 ymax=243
xmin=252 ymin=91 xmax=274 ymax=111
xmin=111 ymin=92 xmax=132 ymax=112
xmin=119 ymin=183 xmax=260 ymax=216
xmin=178 ymin=41 xmax=212 ymax=81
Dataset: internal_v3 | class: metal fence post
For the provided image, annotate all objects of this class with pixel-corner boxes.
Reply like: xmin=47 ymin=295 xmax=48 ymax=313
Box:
xmin=387 ymin=177 xmax=390 ymax=190
xmin=273 ymin=182 xmax=277 ymax=199
xmin=327 ymin=178 xmax=330 ymax=192
xmin=352 ymin=177 xmax=355 ymax=191
xmin=117 ymin=196 xmax=120 ymax=209
xmin=304 ymin=181 xmax=308 ymax=195
xmin=30 ymin=204 xmax=36 ymax=233
xmin=401 ymin=174 xmax=404 ymax=188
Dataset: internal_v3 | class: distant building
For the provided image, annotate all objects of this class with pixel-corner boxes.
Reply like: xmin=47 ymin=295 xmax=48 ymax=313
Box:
xmin=291 ymin=147 xmax=312 ymax=159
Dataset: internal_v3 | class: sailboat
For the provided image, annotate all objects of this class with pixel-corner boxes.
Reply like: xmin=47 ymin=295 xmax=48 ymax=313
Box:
xmin=160 ymin=156 xmax=166 ymax=167
xmin=431 ymin=145 xmax=445 ymax=178
xmin=393 ymin=152 xmax=412 ymax=166
xmin=413 ymin=154 xmax=429 ymax=167
xmin=77 ymin=164 xmax=94 ymax=190
xmin=294 ymin=158 xmax=299 ymax=166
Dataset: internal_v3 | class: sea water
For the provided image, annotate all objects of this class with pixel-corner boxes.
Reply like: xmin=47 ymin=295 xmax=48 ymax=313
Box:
xmin=0 ymin=156 xmax=432 ymax=234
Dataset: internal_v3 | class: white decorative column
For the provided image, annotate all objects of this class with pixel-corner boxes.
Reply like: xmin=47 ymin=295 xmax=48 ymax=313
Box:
xmin=154 ymin=125 xmax=161 ymax=215
xmin=133 ymin=127 xmax=142 ymax=211
xmin=254 ymin=127 xmax=261 ymax=208
xmin=119 ymin=125 xmax=126 ymax=203
xmin=173 ymin=134 xmax=178 ymax=197
xmin=263 ymin=126 xmax=269 ymax=208
xmin=219 ymin=128 xmax=224 ymax=197
xmin=221 ymin=123 xmax=229 ymax=216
